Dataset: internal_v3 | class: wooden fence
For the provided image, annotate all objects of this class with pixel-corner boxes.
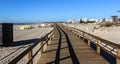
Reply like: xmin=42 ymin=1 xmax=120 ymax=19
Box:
xmin=8 ymin=29 xmax=54 ymax=64
xmin=63 ymin=25 xmax=120 ymax=64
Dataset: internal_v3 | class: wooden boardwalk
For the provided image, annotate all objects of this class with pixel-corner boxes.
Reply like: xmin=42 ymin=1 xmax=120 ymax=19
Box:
xmin=37 ymin=25 xmax=109 ymax=64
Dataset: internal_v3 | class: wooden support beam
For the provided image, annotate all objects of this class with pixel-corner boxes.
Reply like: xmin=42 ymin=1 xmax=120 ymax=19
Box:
xmin=82 ymin=32 xmax=84 ymax=40
xmin=88 ymin=34 xmax=91 ymax=46
xmin=96 ymin=39 xmax=100 ymax=54
xmin=51 ymin=31 xmax=54 ymax=40
xmin=78 ymin=31 xmax=81 ymax=37
xmin=46 ymin=35 xmax=49 ymax=46
xmin=40 ymin=41 xmax=43 ymax=53
xmin=28 ymin=49 xmax=33 ymax=64
xmin=49 ymin=37 xmax=52 ymax=44
xmin=39 ymin=41 xmax=43 ymax=58
xmin=116 ymin=48 xmax=120 ymax=64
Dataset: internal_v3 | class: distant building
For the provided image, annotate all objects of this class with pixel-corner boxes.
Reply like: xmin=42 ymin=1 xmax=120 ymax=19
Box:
xmin=78 ymin=18 xmax=88 ymax=23
xmin=103 ymin=18 xmax=112 ymax=22
xmin=66 ymin=19 xmax=74 ymax=24
xmin=81 ymin=18 xmax=88 ymax=23
xmin=88 ymin=18 xmax=98 ymax=22
xmin=101 ymin=18 xmax=106 ymax=23
xmin=41 ymin=24 xmax=45 ymax=27
xmin=78 ymin=18 xmax=99 ymax=23
xmin=107 ymin=18 xmax=112 ymax=22
xmin=111 ymin=16 xmax=119 ymax=22
xmin=100 ymin=17 xmax=116 ymax=23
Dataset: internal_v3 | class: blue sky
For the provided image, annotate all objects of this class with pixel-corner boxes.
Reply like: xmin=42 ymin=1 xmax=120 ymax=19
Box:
xmin=0 ymin=0 xmax=120 ymax=23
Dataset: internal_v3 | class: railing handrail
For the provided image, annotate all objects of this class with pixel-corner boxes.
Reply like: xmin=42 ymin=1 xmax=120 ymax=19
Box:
xmin=64 ymin=25 xmax=120 ymax=64
xmin=8 ymin=29 xmax=54 ymax=64
xmin=70 ymin=27 xmax=120 ymax=48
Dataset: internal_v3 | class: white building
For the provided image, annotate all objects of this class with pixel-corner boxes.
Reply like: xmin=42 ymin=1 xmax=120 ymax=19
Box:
xmin=106 ymin=18 xmax=112 ymax=22
xmin=81 ymin=18 xmax=88 ymax=22
xmin=101 ymin=18 xmax=113 ymax=22
xmin=79 ymin=18 xmax=99 ymax=23
xmin=66 ymin=19 xmax=74 ymax=23
xmin=88 ymin=18 xmax=98 ymax=22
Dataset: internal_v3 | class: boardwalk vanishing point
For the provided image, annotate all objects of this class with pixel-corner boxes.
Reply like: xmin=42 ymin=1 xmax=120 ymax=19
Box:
xmin=37 ymin=24 xmax=109 ymax=64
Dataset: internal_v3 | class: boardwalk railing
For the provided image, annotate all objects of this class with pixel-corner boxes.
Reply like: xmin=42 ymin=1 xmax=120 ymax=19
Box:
xmin=63 ymin=25 xmax=120 ymax=64
xmin=8 ymin=29 xmax=54 ymax=64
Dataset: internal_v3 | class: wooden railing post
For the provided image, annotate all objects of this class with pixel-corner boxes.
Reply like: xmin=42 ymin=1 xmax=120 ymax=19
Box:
xmin=74 ymin=29 xmax=77 ymax=35
xmin=77 ymin=30 xmax=80 ymax=37
xmin=78 ymin=31 xmax=81 ymax=37
xmin=28 ymin=47 xmax=33 ymax=64
xmin=46 ymin=35 xmax=49 ymax=46
xmin=49 ymin=37 xmax=52 ymax=43
xmin=50 ymin=31 xmax=54 ymax=40
xmin=96 ymin=39 xmax=100 ymax=54
xmin=41 ymin=40 xmax=44 ymax=52
xmin=87 ymin=34 xmax=91 ymax=45
xmin=52 ymin=32 xmax=54 ymax=38
xmin=116 ymin=48 xmax=120 ymax=64
xmin=51 ymin=31 xmax=54 ymax=40
xmin=82 ymin=32 xmax=84 ymax=40
xmin=39 ymin=41 xmax=43 ymax=57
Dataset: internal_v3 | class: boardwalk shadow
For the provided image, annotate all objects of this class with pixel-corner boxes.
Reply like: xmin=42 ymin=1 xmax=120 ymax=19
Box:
xmin=46 ymin=56 xmax=71 ymax=64
xmin=46 ymin=24 xmax=68 ymax=64
xmin=8 ymin=38 xmax=42 ymax=47
xmin=8 ymin=36 xmax=48 ymax=47
xmin=47 ymin=24 xmax=80 ymax=64
xmin=0 ymin=38 xmax=42 ymax=61
xmin=54 ymin=25 xmax=62 ymax=64
xmin=60 ymin=27 xmax=80 ymax=64
xmin=43 ymin=46 xmax=68 ymax=53
xmin=48 ymin=41 xmax=66 ymax=46
xmin=42 ymin=24 xmax=80 ymax=64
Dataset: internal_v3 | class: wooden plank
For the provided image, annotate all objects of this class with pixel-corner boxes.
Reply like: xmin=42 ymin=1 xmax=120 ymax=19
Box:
xmin=37 ymin=24 xmax=109 ymax=64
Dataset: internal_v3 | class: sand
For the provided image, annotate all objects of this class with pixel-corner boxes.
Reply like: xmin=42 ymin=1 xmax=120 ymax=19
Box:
xmin=65 ymin=23 xmax=120 ymax=45
xmin=1 ymin=23 xmax=120 ymax=63
xmin=0 ymin=25 xmax=53 ymax=64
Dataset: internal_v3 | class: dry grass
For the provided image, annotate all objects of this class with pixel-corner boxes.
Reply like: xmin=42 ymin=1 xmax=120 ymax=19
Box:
xmin=99 ymin=22 xmax=120 ymax=27
xmin=92 ymin=26 xmax=99 ymax=32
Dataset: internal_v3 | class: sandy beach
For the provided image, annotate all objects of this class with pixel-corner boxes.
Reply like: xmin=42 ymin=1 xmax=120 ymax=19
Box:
xmin=65 ymin=23 xmax=120 ymax=45
xmin=0 ymin=25 xmax=53 ymax=64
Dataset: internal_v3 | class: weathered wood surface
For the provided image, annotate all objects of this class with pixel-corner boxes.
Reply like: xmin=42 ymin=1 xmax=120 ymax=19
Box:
xmin=37 ymin=25 xmax=109 ymax=64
